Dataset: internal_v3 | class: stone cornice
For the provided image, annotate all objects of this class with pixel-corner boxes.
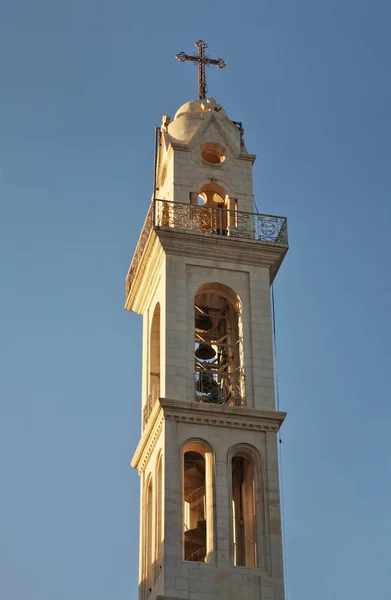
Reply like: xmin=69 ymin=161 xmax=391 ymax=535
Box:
xmin=131 ymin=398 xmax=286 ymax=473
xmin=124 ymin=230 xmax=164 ymax=314
xmin=160 ymin=398 xmax=286 ymax=433
xmin=239 ymin=152 xmax=257 ymax=162
xmin=131 ymin=400 xmax=164 ymax=473
xmin=170 ymin=142 xmax=190 ymax=151
xmin=125 ymin=225 xmax=288 ymax=312
xmin=156 ymin=228 xmax=288 ymax=282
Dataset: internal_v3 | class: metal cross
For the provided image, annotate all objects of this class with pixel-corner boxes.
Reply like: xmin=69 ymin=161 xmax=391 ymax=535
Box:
xmin=176 ymin=40 xmax=227 ymax=100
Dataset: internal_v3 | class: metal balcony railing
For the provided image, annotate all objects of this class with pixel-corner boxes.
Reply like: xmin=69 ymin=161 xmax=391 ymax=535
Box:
xmin=126 ymin=199 xmax=288 ymax=296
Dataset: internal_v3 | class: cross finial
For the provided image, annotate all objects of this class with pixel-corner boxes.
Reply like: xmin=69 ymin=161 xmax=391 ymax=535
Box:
xmin=176 ymin=40 xmax=227 ymax=100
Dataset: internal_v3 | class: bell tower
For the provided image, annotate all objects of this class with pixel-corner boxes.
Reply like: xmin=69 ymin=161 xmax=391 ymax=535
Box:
xmin=126 ymin=53 xmax=289 ymax=600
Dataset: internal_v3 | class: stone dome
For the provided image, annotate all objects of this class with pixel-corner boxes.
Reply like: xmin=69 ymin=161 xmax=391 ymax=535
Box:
xmin=167 ymin=98 xmax=241 ymax=150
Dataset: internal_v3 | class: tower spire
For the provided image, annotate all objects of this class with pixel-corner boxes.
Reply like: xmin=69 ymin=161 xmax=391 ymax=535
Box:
xmin=176 ymin=39 xmax=227 ymax=100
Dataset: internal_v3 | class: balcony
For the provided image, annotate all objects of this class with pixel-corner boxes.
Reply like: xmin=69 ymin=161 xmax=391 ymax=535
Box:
xmin=126 ymin=199 xmax=288 ymax=297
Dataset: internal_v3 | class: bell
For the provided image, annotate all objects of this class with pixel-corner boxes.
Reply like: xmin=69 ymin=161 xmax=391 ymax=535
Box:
xmin=195 ymin=313 xmax=213 ymax=332
xmin=195 ymin=343 xmax=216 ymax=361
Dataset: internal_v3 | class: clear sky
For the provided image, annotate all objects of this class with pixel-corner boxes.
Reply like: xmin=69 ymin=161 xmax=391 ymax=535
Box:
xmin=1 ymin=1 xmax=390 ymax=599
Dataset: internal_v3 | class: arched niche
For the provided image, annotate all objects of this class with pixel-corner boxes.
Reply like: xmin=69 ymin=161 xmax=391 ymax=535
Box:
xmin=194 ymin=283 xmax=244 ymax=406
xmin=154 ymin=452 xmax=163 ymax=579
xmin=143 ymin=475 xmax=154 ymax=597
xmin=228 ymin=443 xmax=269 ymax=570
xmin=181 ymin=439 xmax=215 ymax=564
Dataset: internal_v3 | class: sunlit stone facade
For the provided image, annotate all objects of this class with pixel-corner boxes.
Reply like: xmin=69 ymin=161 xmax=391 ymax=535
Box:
xmin=126 ymin=97 xmax=288 ymax=600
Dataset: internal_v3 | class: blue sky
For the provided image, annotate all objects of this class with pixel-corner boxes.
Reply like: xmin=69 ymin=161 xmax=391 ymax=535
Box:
xmin=1 ymin=1 xmax=391 ymax=598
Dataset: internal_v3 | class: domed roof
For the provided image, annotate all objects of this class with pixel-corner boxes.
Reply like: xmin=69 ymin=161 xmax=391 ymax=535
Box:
xmin=167 ymin=98 xmax=240 ymax=149
xmin=173 ymin=99 xmax=229 ymax=120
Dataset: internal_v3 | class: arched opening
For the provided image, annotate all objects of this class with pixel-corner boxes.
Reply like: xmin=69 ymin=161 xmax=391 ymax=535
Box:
xmin=194 ymin=284 xmax=244 ymax=406
xmin=183 ymin=450 xmax=206 ymax=562
xmin=182 ymin=440 xmax=215 ymax=563
xmin=155 ymin=454 xmax=163 ymax=579
xmin=149 ymin=303 xmax=160 ymax=407
xmin=145 ymin=477 xmax=154 ymax=595
xmin=196 ymin=194 xmax=207 ymax=206
xmin=190 ymin=183 xmax=237 ymax=235
xmin=231 ymin=455 xmax=256 ymax=567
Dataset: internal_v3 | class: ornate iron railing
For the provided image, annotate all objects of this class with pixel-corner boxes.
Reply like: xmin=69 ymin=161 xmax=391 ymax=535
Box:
xmin=126 ymin=199 xmax=288 ymax=296
xmin=125 ymin=200 xmax=154 ymax=297
xmin=194 ymin=368 xmax=245 ymax=407
xmin=155 ymin=199 xmax=288 ymax=244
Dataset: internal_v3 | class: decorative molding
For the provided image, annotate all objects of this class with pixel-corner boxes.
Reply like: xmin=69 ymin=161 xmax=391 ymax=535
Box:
xmin=160 ymin=398 xmax=285 ymax=434
xmin=125 ymin=201 xmax=288 ymax=312
xmin=239 ymin=151 xmax=257 ymax=162
xmin=181 ymin=110 xmax=255 ymax=164
xmin=131 ymin=398 xmax=286 ymax=474
xmin=125 ymin=230 xmax=164 ymax=314
xmin=125 ymin=221 xmax=288 ymax=312
xmin=163 ymin=412 xmax=280 ymax=432
xmin=170 ymin=142 xmax=190 ymax=152
xmin=156 ymin=228 xmax=287 ymax=283
xmin=131 ymin=401 xmax=164 ymax=473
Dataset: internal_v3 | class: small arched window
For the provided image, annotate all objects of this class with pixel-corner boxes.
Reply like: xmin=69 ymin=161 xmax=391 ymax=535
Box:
xmin=189 ymin=183 xmax=237 ymax=236
xmin=200 ymin=142 xmax=226 ymax=165
xmin=182 ymin=440 xmax=215 ymax=563
xmin=194 ymin=284 xmax=244 ymax=406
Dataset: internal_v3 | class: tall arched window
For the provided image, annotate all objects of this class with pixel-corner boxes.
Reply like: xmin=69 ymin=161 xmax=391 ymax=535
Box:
xmin=182 ymin=440 xmax=215 ymax=564
xmin=149 ymin=303 xmax=160 ymax=405
xmin=144 ymin=476 xmax=153 ymax=596
xmin=154 ymin=454 xmax=163 ymax=580
xmin=231 ymin=455 xmax=256 ymax=567
xmin=229 ymin=444 xmax=267 ymax=569
xmin=194 ymin=284 xmax=244 ymax=406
